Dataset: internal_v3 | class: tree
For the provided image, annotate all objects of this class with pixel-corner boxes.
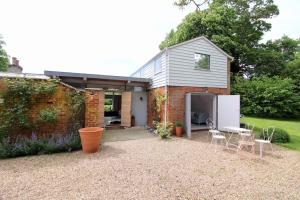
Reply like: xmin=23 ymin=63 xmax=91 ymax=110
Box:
xmin=252 ymin=36 xmax=300 ymax=77
xmin=232 ymin=76 xmax=300 ymax=118
xmin=174 ymin=0 xmax=211 ymax=10
xmin=283 ymin=51 xmax=300 ymax=91
xmin=0 ymin=35 xmax=8 ymax=72
xmin=160 ymin=0 xmax=279 ymax=75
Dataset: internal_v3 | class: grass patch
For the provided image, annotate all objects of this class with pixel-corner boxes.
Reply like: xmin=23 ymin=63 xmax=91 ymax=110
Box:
xmin=241 ymin=117 xmax=300 ymax=152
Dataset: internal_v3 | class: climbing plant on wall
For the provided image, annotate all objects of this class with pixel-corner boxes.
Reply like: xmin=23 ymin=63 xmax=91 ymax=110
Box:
xmin=67 ymin=91 xmax=85 ymax=132
xmin=0 ymin=78 xmax=58 ymax=138
xmin=152 ymin=91 xmax=167 ymax=123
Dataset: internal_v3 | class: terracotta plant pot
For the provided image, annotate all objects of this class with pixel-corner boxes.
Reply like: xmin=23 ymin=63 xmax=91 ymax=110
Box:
xmin=175 ymin=126 xmax=183 ymax=137
xmin=79 ymin=127 xmax=103 ymax=153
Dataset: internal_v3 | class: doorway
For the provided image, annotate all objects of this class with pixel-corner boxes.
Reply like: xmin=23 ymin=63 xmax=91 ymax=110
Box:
xmin=185 ymin=93 xmax=240 ymax=138
xmin=104 ymin=91 xmax=122 ymax=129
xmin=185 ymin=93 xmax=217 ymax=138
xmin=131 ymin=92 xmax=147 ymax=126
xmin=191 ymin=93 xmax=217 ymax=130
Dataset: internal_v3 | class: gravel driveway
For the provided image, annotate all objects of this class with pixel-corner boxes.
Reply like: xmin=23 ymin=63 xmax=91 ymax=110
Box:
xmin=0 ymin=130 xmax=300 ymax=200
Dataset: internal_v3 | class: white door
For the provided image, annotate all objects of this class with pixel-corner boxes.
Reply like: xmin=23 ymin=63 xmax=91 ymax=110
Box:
xmin=217 ymin=95 xmax=240 ymax=130
xmin=131 ymin=92 xmax=147 ymax=126
xmin=185 ymin=93 xmax=192 ymax=138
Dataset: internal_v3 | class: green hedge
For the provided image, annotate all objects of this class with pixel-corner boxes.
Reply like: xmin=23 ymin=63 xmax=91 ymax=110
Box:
xmin=252 ymin=127 xmax=290 ymax=143
xmin=232 ymin=76 xmax=300 ymax=118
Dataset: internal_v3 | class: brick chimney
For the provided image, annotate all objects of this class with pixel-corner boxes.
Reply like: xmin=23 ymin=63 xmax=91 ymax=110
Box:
xmin=8 ymin=57 xmax=23 ymax=73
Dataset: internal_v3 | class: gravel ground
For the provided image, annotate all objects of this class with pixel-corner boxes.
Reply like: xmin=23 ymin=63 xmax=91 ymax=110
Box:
xmin=0 ymin=130 xmax=300 ymax=200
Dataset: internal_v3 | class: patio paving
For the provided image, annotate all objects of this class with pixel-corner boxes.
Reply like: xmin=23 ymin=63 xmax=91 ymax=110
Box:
xmin=0 ymin=129 xmax=300 ymax=200
xmin=102 ymin=126 xmax=154 ymax=142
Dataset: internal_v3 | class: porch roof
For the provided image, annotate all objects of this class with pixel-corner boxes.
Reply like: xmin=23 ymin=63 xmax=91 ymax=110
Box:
xmin=44 ymin=70 xmax=151 ymax=90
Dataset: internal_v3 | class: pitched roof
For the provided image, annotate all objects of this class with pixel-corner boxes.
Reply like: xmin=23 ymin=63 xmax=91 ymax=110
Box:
xmin=167 ymin=36 xmax=234 ymax=60
xmin=130 ymin=36 xmax=234 ymax=76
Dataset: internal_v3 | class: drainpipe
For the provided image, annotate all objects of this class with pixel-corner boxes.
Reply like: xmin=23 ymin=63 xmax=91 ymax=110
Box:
xmin=164 ymin=48 xmax=169 ymax=125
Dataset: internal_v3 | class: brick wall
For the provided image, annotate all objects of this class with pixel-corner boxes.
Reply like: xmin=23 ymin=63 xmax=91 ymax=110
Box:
xmin=121 ymin=91 xmax=132 ymax=127
xmin=85 ymin=89 xmax=104 ymax=127
xmin=147 ymin=86 xmax=228 ymax=129
xmin=166 ymin=86 xmax=228 ymax=126
xmin=147 ymin=87 xmax=166 ymax=127
xmin=28 ymin=83 xmax=75 ymax=136
xmin=0 ymin=78 xmax=83 ymax=138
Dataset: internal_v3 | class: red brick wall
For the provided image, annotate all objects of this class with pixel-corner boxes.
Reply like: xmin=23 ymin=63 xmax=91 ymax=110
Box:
xmin=0 ymin=78 xmax=81 ymax=137
xmin=28 ymin=83 xmax=74 ymax=136
xmin=85 ymin=89 xmax=104 ymax=127
xmin=147 ymin=86 xmax=228 ymax=129
xmin=166 ymin=86 xmax=228 ymax=126
xmin=147 ymin=87 xmax=166 ymax=127
xmin=121 ymin=91 xmax=132 ymax=127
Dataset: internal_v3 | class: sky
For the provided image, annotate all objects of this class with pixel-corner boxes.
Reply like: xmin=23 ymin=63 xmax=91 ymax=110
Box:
xmin=0 ymin=0 xmax=299 ymax=76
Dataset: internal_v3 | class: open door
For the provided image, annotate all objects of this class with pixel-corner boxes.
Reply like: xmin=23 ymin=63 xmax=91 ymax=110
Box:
xmin=121 ymin=91 xmax=132 ymax=127
xmin=185 ymin=93 xmax=191 ymax=138
xmin=217 ymin=95 xmax=240 ymax=130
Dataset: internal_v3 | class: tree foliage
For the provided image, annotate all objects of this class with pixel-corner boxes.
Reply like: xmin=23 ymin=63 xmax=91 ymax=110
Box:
xmin=170 ymin=0 xmax=300 ymax=118
xmin=252 ymin=36 xmax=300 ymax=77
xmin=232 ymin=76 xmax=300 ymax=118
xmin=174 ymin=0 xmax=211 ymax=10
xmin=283 ymin=51 xmax=300 ymax=91
xmin=161 ymin=0 xmax=279 ymax=75
xmin=0 ymin=35 xmax=8 ymax=72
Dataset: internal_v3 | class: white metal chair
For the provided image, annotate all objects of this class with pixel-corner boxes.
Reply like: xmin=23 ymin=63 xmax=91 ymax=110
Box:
xmin=246 ymin=123 xmax=255 ymax=134
xmin=206 ymin=119 xmax=227 ymax=150
xmin=239 ymin=123 xmax=254 ymax=139
xmin=237 ymin=128 xmax=255 ymax=154
xmin=255 ymin=127 xmax=275 ymax=158
xmin=206 ymin=118 xmax=215 ymax=139
xmin=211 ymin=131 xmax=228 ymax=151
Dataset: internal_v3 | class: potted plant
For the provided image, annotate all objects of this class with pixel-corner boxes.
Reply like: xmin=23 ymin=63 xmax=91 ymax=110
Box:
xmin=175 ymin=120 xmax=183 ymax=137
xmin=79 ymin=127 xmax=103 ymax=153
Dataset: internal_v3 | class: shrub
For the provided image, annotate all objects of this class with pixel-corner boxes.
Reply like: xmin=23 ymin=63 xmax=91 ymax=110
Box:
xmin=258 ymin=128 xmax=290 ymax=143
xmin=153 ymin=121 xmax=173 ymax=139
xmin=232 ymin=76 xmax=300 ymax=118
xmin=254 ymin=127 xmax=290 ymax=143
xmin=0 ymin=132 xmax=81 ymax=159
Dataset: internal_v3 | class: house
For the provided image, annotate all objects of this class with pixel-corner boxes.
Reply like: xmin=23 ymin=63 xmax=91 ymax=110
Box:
xmin=45 ymin=36 xmax=240 ymax=137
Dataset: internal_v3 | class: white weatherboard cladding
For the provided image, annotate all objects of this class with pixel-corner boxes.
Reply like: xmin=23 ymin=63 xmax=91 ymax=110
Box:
xmin=168 ymin=38 xmax=228 ymax=88
xmin=132 ymin=52 xmax=167 ymax=88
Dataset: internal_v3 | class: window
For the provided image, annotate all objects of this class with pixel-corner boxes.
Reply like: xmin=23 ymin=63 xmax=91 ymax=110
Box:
xmin=194 ymin=53 xmax=210 ymax=70
xmin=154 ymin=57 xmax=162 ymax=74
xmin=140 ymin=67 xmax=145 ymax=77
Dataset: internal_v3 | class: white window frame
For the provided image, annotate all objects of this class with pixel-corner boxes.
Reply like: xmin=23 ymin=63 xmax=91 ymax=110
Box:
xmin=194 ymin=53 xmax=210 ymax=70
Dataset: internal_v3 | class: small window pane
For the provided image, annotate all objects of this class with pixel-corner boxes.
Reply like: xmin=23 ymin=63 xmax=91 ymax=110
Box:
xmin=155 ymin=58 xmax=162 ymax=74
xmin=194 ymin=53 xmax=210 ymax=69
